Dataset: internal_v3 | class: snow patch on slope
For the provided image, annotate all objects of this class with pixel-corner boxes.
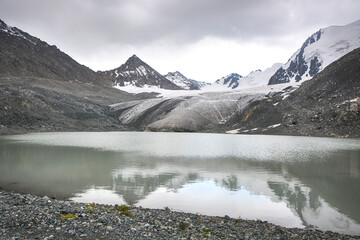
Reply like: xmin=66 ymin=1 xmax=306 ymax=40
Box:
xmin=164 ymin=71 xmax=210 ymax=90
xmin=164 ymin=71 xmax=190 ymax=89
xmin=0 ymin=20 xmax=36 ymax=45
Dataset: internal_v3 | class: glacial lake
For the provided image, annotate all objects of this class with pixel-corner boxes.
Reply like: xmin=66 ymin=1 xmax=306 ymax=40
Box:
xmin=0 ymin=132 xmax=360 ymax=234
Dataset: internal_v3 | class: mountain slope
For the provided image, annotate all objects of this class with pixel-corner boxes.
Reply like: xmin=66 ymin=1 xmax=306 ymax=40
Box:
xmin=0 ymin=19 xmax=104 ymax=84
xmin=226 ymin=47 xmax=360 ymax=138
xmin=269 ymin=19 xmax=360 ymax=85
xmin=0 ymin=19 xmax=142 ymax=135
xmin=102 ymin=55 xmax=182 ymax=90
xmin=164 ymin=71 xmax=209 ymax=90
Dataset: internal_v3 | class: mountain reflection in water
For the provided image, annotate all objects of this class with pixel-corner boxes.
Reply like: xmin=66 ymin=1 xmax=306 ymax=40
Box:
xmin=0 ymin=132 xmax=359 ymax=234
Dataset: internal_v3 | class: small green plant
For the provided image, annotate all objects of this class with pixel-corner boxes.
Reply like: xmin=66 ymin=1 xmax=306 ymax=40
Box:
xmin=116 ymin=205 xmax=131 ymax=212
xmin=235 ymin=219 xmax=242 ymax=223
xmin=120 ymin=211 xmax=132 ymax=217
xmin=178 ymin=222 xmax=188 ymax=231
xmin=202 ymin=228 xmax=214 ymax=233
xmin=60 ymin=214 xmax=78 ymax=220
xmin=116 ymin=205 xmax=133 ymax=218
xmin=85 ymin=208 xmax=94 ymax=214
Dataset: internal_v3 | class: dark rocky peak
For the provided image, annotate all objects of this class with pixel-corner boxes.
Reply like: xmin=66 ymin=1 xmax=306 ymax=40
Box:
xmin=286 ymin=30 xmax=323 ymax=81
xmin=123 ymin=54 xmax=145 ymax=67
xmin=268 ymin=29 xmax=323 ymax=85
xmin=303 ymin=30 xmax=322 ymax=48
xmin=102 ymin=55 xmax=182 ymax=90
xmin=115 ymin=54 xmax=156 ymax=74
xmin=216 ymin=73 xmax=243 ymax=89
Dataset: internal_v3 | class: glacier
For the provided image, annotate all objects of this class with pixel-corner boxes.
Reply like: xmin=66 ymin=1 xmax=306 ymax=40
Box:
xmin=110 ymin=83 xmax=297 ymax=132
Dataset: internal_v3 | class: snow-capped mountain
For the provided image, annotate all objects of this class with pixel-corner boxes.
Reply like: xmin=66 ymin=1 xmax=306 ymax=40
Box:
xmin=164 ymin=71 xmax=210 ymax=90
xmin=102 ymin=55 xmax=181 ymax=90
xmin=215 ymin=73 xmax=243 ymax=89
xmin=216 ymin=19 xmax=360 ymax=89
xmin=269 ymin=19 xmax=360 ymax=85
xmin=215 ymin=63 xmax=282 ymax=89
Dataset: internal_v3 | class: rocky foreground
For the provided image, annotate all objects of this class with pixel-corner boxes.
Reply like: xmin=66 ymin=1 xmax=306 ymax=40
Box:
xmin=0 ymin=191 xmax=359 ymax=240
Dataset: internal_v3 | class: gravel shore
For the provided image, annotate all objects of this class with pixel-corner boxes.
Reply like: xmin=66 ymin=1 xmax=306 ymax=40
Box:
xmin=0 ymin=191 xmax=359 ymax=240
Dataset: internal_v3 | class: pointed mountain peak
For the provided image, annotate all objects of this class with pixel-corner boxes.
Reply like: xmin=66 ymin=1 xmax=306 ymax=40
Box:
xmin=124 ymin=54 xmax=145 ymax=66
xmin=130 ymin=54 xmax=139 ymax=59
xmin=102 ymin=55 xmax=182 ymax=90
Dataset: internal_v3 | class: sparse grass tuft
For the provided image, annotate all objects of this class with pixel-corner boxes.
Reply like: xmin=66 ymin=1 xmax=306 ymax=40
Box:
xmin=60 ymin=214 xmax=77 ymax=220
xmin=116 ymin=205 xmax=133 ymax=218
xmin=85 ymin=208 xmax=94 ymax=214
xmin=202 ymin=228 xmax=214 ymax=233
xmin=120 ymin=211 xmax=133 ymax=217
xmin=178 ymin=222 xmax=188 ymax=231
xmin=116 ymin=205 xmax=131 ymax=212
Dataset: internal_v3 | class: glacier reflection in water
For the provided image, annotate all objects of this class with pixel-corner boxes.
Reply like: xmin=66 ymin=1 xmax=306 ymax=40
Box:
xmin=0 ymin=132 xmax=359 ymax=234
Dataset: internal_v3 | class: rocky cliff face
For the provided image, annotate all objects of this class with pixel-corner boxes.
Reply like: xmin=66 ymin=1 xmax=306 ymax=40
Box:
xmin=226 ymin=47 xmax=360 ymax=138
xmin=102 ymin=55 xmax=182 ymax=90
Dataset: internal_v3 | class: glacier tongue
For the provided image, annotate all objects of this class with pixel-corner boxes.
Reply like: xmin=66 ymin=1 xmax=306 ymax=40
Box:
xmin=110 ymin=83 xmax=295 ymax=131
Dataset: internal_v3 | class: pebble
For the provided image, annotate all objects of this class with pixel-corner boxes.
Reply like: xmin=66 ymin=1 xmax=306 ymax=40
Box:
xmin=0 ymin=190 xmax=359 ymax=239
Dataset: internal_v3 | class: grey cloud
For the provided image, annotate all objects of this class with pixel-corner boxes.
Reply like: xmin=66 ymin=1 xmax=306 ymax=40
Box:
xmin=0 ymin=0 xmax=359 ymax=55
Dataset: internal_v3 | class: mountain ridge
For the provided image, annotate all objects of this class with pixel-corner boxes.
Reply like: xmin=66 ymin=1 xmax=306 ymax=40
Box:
xmin=0 ymin=19 xmax=106 ymax=85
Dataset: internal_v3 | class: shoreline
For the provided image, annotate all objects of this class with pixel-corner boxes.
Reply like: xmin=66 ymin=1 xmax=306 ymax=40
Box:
xmin=1 ymin=190 xmax=359 ymax=239
xmin=1 ymin=129 xmax=359 ymax=139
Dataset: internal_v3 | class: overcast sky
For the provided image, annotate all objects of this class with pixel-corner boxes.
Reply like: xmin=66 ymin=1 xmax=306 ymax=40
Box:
xmin=0 ymin=0 xmax=359 ymax=82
